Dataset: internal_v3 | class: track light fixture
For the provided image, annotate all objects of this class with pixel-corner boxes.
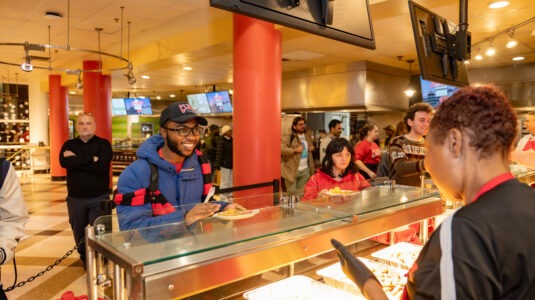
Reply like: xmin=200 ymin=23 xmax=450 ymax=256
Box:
xmin=485 ymin=40 xmax=495 ymax=56
xmin=124 ymin=62 xmax=136 ymax=85
xmin=506 ymin=31 xmax=517 ymax=48
xmin=75 ymin=71 xmax=83 ymax=89
xmin=1 ymin=1 xmax=134 ymax=84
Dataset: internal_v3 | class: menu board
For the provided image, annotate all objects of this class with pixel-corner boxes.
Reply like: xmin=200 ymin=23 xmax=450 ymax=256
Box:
xmin=111 ymin=98 xmax=127 ymax=116
xmin=124 ymin=98 xmax=152 ymax=115
xmin=187 ymin=93 xmax=211 ymax=113
xmin=206 ymin=91 xmax=233 ymax=113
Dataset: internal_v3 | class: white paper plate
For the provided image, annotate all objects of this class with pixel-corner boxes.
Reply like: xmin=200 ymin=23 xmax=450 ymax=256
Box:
xmin=213 ymin=209 xmax=259 ymax=220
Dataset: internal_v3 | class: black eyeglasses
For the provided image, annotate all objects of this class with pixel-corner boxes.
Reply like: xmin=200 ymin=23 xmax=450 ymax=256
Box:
xmin=163 ymin=126 xmax=203 ymax=137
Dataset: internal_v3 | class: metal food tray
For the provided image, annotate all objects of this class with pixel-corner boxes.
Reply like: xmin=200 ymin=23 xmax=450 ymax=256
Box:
xmin=371 ymin=242 xmax=423 ymax=270
xmin=243 ymin=275 xmax=360 ymax=300
xmin=316 ymin=259 xmax=406 ymax=300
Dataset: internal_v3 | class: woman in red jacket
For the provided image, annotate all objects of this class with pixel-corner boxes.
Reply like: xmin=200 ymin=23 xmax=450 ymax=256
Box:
xmin=354 ymin=124 xmax=381 ymax=179
xmin=302 ymin=138 xmax=370 ymax=201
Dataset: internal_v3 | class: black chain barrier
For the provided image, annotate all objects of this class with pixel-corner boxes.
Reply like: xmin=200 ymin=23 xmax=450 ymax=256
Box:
xmin=3 ymin=243 xmax=80 ymax=292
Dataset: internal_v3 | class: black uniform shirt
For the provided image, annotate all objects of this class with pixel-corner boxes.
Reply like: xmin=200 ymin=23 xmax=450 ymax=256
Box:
xmin=59 ymin=135 xmax=112 ymax=198
xmin=407 ymin=178 xmax=535 ymax=299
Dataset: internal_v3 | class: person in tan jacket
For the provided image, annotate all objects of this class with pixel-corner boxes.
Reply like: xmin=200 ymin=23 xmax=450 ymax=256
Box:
xmin=281 ymin=117 xmax=315 ymax=198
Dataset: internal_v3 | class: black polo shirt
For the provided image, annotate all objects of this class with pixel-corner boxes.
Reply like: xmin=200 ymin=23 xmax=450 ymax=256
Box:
xmin=407 ymin=178 xmax=535 ymax=299
xmin=59 ymin=135 xmax=112 ymax=198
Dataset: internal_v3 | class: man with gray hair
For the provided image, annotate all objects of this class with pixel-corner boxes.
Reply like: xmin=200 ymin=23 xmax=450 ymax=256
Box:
xmin=60 ymin=112 xmax=113 ymax=268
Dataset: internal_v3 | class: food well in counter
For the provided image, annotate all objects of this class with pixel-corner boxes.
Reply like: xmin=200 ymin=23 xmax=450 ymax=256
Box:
xmin=243 ymin=275 xmax=362 ymax=300
xmin=371 ymin=242 xmax=423 ymax=270
xmin=317 ymin=258 xmax=406 ymax=300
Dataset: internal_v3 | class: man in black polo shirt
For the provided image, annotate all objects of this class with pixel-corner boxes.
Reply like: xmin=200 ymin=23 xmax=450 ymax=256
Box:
xmin=59 ymin=112 xmax=112 ymax=268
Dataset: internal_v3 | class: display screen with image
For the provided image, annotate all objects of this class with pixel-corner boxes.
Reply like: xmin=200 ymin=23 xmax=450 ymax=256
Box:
xmin=206 ymin=91 xmax=233 ymax=113
xmin=187 ymin=93 xmax=211 ymax=113
xmin=420 ymin=77 xmax=459 ymax=108
xmin=111 ymin=98 xmax=127 ymax=116
xmin=124 ymin=98 xmax=152 ymax=115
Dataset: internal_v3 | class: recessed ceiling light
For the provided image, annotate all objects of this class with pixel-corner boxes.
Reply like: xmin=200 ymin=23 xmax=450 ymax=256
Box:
xmin=488 ymin=1 xmax=509 ymax=9
xmin=464 ymin=60 xmax=470 ymax=64
xmin=183 ymin=66 xmax=192 ymax=70
xmin=69 ymin=91 xmax=75 ymax=95
xmin=141 ymin=75 xmax=150 ymax=79
xmin=475 ymin=54 xmax=483 ymax=60
xmin=512 ymin=56 xmax=525 ymax=61
xmin=486 ymin=47 xmax=495 ymax=56
xmin=170 ymin=94 xmax=176 ymax=98
xmin=156 ymin=96 xmax=161 ymax=100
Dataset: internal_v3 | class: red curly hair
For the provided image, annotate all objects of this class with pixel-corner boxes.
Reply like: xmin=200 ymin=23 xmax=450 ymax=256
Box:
xmin=430 ymin=85 xmax=517 ymax=159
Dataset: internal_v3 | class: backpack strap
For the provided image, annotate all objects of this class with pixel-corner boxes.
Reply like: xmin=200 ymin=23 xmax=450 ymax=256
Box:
xmin=148 ymin=162 xmax=159 ymax=194
xmin=113 ymin=159 xmax=176 ymax=216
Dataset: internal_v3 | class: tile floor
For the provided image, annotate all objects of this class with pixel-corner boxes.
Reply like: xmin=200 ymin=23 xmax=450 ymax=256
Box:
xmin=1 ymin=173 xmax=113 ymax=300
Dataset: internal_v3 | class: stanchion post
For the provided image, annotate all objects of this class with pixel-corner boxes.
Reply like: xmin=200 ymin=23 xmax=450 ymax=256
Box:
xmin=86 ymin=225 xmax=97 ymax=300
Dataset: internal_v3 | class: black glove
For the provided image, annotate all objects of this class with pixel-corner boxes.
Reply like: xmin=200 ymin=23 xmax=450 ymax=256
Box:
xmin=331 ymin=239 xmax=381 ymax=291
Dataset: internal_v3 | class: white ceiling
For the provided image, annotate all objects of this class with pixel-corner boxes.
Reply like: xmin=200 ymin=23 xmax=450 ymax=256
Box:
xmin=0 ymin=0 xmax=534 ymax=96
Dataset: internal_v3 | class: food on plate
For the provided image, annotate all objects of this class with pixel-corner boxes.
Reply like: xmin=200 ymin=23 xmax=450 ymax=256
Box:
xmin=217 ymin=208 xmax=251 ymax=216
xmin=328 ymin=187 xmax=354 ymax=194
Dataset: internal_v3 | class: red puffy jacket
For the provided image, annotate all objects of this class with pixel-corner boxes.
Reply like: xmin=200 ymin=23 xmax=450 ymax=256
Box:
xmin=302 ymin=170 xmax=370 ymax=201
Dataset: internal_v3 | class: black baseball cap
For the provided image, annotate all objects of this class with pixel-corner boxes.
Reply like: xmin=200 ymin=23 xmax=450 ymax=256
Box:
xmin=159 ymin=102 xmax=208 ymax=127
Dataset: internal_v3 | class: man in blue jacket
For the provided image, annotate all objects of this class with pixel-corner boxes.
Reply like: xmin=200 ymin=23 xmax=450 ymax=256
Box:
xmin=115 ymin=102 xmax=241 ymax=231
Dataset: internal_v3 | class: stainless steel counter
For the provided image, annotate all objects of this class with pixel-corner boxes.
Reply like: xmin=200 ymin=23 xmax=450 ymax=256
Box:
xmin=86 ymin=185 xmax=443 ymax=299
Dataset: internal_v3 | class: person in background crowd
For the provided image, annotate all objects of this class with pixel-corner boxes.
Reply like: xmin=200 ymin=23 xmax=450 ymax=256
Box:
xmin=515 ymin=111 xmax=535 ymax=151
xmin=0 ymin=159 xmax=29 ymax=300
xmin=320 ymin=119 xmax=342 ymax=163
xmin=388 ymin=103 xmax=432 ymax=186
xmin=333 ymin=85 xmax=535 ymax=299
xmin=313 ymin=129 xmax=327 ymax=162
xmin=59 ymin=112 xmax=112 ymax=268
xmin=302 ymin=138 xmax=369 ymax=201
xmin=354 ymin=124 xmax=381 ymax=179
xmin=202 ymin=124 xmax=220 ymax=165
xmin=281 ymin=116 xmax=315 ymax=197
xmin=383 ymin=125 xmax=395 ymax=147
xmin=394 ymin=120 xmax=407 ymax=137
xmin=214 ymin=125 xmax=233 ymax=200
xmin=115 ymin=103 xmax=242 ymax=231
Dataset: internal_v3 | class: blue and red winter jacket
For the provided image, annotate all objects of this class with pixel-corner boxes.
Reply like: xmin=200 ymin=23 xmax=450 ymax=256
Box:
xmin=115 ymin=134 xmax=227 ymax=231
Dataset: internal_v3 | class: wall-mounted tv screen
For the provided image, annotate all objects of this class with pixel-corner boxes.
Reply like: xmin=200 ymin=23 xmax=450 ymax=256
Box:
xmin=210 ymin=0 xmax=375 ymax=50
xmin=206 ymin=91 xmax=233 ymax=113
xmin=111 ymin=98 xmax=127 ymax=116
xmin=124 ymin=98 xmax=152 ymax=115
xmin=420 ymin=77 xmax=459 ymax=108
xmin=408 ymin=1 xmax=470 ymax=87
xmin=187 ymin=93 xmax=211 ymax=113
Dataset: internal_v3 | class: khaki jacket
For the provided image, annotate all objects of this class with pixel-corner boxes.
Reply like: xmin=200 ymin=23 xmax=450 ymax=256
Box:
xmin=281 ymin=130 xmax=315 ymax=182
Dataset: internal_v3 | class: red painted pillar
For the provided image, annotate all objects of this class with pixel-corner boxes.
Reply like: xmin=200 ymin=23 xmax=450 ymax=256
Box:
xmin=82 ymin=60 xmax=101 ymax=114
xmin=233 ymin=14 xmax=281 ymax=208
xmin=83 ymin=61 xmax=112 ymax=188
xmin=49 ymin=75 xmax=69 ymax=180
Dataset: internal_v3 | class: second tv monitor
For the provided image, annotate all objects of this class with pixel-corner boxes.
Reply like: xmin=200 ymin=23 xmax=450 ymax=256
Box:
xmin=206 ymin=91 xmax=232 ymax=113
xmin=124 ymin=98 xmax=152 ymax=115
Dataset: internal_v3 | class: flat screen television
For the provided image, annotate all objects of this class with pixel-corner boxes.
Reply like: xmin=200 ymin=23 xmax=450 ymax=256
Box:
xmin=187 ymin=93 xmax=211 ymax=114
xmin=206 ymin=91 xmax=233 ymax=113
xmin=210 ymin=0 xmax=375 ymax=49
xmin=124 ymin=98 xmax=152 ymax=115
xmin=420 ymin=76 xmax=459 ymax=108
xmin=408 ymin=1 xmax=470 ymax=87
xmin=111 ymin=98 xmax=127 ymax=116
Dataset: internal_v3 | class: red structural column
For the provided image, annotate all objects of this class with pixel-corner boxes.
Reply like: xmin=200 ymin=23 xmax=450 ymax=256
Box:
xmin=233 ymin=14 xmax=281 ymax=208
xmin=82 ymin=60 xmax=101 ymax=114
xmin=83 ymin=61 xmax=112 ymax=188
xmin=49 ymin=75 xmax=69 ymax=180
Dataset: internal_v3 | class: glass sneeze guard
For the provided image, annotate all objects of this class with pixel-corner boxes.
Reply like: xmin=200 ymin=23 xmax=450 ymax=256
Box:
xmin=93 ymin=186 xmax=438 ymax=266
